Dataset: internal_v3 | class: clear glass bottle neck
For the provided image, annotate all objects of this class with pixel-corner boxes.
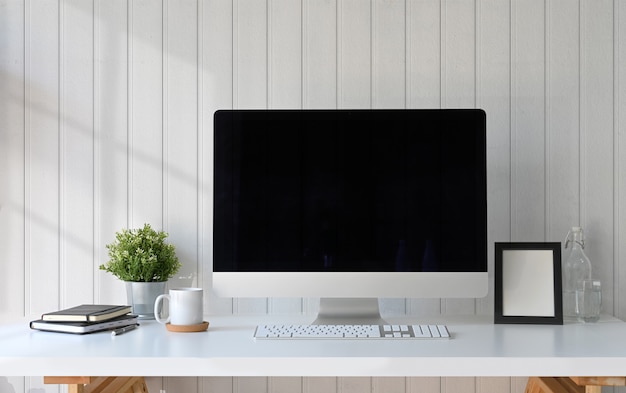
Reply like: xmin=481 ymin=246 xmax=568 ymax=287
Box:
xmin=565 ymin=228 xmax=585 ymax=250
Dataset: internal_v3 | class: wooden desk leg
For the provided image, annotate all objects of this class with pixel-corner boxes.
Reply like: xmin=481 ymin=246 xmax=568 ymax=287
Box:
xmin=527 ymin=376 xmax=626 ymax=393
xmin=44 ymin=376 xmax=149 ymax=393
xmin=525 ymin=377 xmax=584 ymax=393
xmin=44 ymin=377 xmax=93 ymax=393
xmin=570 ymin=377 xmax=626 ymax=393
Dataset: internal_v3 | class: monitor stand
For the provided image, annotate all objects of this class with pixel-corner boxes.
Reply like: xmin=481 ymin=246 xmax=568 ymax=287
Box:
xmin=312 ymin=298 xmax=388 ymax=325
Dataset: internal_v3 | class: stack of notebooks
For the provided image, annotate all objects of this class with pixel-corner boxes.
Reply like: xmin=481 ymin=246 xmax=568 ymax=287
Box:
xmin=30 ymin=304 xmax=138 ymax=334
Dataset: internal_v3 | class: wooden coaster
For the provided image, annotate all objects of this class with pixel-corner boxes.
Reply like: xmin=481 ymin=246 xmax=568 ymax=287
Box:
xmin=166 ymin=321 xmax=209 ymax=332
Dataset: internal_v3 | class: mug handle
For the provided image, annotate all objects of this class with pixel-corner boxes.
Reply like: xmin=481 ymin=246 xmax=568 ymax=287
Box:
xmin=154 ymin=294 xmax=170 ymax=324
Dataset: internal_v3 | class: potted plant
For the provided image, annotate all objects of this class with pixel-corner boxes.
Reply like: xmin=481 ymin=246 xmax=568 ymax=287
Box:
xmin=100 ymin=223 xmax=181 ymax=319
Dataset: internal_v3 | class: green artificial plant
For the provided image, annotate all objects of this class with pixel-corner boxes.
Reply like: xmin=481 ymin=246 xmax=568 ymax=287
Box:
xmin=100 ymin=223 xmax=181 ymax=282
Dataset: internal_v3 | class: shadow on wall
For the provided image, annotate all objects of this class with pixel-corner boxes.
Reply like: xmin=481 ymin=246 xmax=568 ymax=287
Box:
xmin=0 ymin=378 xmax=15 ymax=393
xmin=0 ymin=377 xmax=47 ymax=393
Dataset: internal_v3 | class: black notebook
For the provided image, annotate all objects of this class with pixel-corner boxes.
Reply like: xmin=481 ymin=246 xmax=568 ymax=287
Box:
xmin=41 ymin=304 xmax=132 ymax=322
xmin=30 ymin=314 xmax=138 ymax=334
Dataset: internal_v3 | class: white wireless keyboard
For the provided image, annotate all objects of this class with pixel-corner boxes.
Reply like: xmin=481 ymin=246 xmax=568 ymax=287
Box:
xmin=254 ymin=324 xmax=450 ymax=339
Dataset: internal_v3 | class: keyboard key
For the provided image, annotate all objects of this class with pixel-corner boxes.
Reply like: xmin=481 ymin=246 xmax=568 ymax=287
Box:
xmin=428 ymin=327 xmax=438 ymax=337
xmin=438 ymin=325 xmax=450 ymax=338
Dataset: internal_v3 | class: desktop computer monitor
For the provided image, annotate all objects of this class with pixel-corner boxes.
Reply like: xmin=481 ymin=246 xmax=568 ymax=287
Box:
xmin=213 ymin=109 xmax=488 ymax=323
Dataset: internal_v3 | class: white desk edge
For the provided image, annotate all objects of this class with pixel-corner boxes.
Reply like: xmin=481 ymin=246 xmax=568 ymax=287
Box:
xmin=1 ymin=314 xmax=626 ymax=377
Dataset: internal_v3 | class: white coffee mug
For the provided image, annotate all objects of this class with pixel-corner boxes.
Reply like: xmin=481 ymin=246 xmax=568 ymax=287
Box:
xmin=154 ymin=288 xmax=203 ymax=325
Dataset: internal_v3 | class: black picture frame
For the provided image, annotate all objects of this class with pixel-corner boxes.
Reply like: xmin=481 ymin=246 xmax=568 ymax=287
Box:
xmin=494 ymin=242 xmax=562 ymax=325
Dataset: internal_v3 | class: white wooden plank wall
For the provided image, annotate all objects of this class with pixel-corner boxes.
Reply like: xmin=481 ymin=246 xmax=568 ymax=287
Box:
xmin=0 ymin=1 xmax=624 ymax=392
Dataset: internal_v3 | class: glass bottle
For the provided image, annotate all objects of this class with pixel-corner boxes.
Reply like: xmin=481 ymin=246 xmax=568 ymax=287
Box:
xmin=562 ymin=227 xmax=592 ymax=320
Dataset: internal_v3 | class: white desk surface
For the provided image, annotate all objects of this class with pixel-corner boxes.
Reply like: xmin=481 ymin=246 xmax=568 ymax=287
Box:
xmin=2 ymin=314 xmax=626 ymax=377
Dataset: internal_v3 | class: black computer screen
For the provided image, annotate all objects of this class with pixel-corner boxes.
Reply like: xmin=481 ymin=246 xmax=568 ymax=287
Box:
xmin=214 ymin=109 xmax=487 ymax=273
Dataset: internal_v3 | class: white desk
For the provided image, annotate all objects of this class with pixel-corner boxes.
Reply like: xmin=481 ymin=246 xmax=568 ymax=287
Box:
xmin=2 ymin=315 xmax=626 ymax=377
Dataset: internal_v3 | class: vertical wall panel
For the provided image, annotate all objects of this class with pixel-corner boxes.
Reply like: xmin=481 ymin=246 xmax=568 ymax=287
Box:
xmin=372 ymin=0 xmax=405 ymax=108
xmin=443 ymin=377 xmax=475 ymax=393
xmin=0 ymin=0 xmax=26 ymax=320
xmin=202 ymin=376 xmax=234 ymax=393
xmin=338 ymin=0 xmax=371 ymax=108
xmin=580 ymin=0 xmax=615 ymax=313
xmin=373 ymin=377 xmax=405 ymax=393
xmin=510 ymin=0 xmax=546 ymax=241
xmin=60 ymin=0 xmax=95 ymax=307
xmin=512 ymin=377 xmax=529 ymax=393
xmin=545 ymin=0 xmax=580 ymax=242
xmin=25 ymin=0 xmax=61 ymax=317
xmin=406 ymin=0 xmax=440 ymax=109
xmin=234 ymin=0 xmax=267 ymax=109
xmin=269 ymin=377 xmax=302 ymax=393
xmin=165 ymin=377 xmax=198 ymax=393
xmin=408 ymin=377 xmax=441 ymax=393
xmin=618 ymin=0 xmax=626 ymax=321
xmin=95 ymin=0 xmax=129 ymax=305
xmin=164 ymin=0 xmax=199 ymax=287
xmin=477 ymin=377 xmax=510 ymax=393
xmin=129 ymin=0 xmax=163 ymax=228
xmin=338 ymin=377 xmax=371 ymax=393
xmin=441 ymin=0 xmax=475 ymax=108
xmin=236 ymin=377 xmax=268 ymax=393
xmin=303 ymin=0 xmax=337 ymax=109
xmin=268 ymin=0 xmax=301 ymax=109
xmin=203 ymin=0 xmax=234 ymax=316
xmin=303 ymin=377 xmax=337 ymax=393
